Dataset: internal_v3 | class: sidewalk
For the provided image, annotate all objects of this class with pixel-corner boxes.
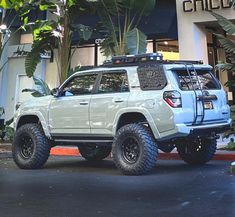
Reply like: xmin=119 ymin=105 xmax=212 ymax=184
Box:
xmin=1 ymin=138 xmax=235 ymax=161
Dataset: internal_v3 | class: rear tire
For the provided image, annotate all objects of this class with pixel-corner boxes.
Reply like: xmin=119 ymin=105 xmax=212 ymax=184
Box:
xmin=79 ymin=144 xmax=111 ymax=162
xmin=12 ymin=123 xmax=50 ymax=169
xmin=177 ymin=137 xmax=217 ymax=165
xmin=112 ymin=124 xmax=158 ymax=175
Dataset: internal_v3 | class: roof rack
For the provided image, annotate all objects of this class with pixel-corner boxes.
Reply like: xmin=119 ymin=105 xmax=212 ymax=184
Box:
xmin=103 ymin=53 xmax=163 ymax=66
xmin=102 ymin=53 xmax=203 ymax=66
xmin=165 ymin=60 xmax=203 ymax=65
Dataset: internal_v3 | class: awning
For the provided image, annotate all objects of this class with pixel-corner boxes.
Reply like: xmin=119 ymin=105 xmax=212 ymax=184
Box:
xmin=139 ymin=0 xmax=178 ymax=40
xmin=74 ymin=0 xmax=178 ymax=44
xmin=3 ymin=0 xmax=177 ymax=43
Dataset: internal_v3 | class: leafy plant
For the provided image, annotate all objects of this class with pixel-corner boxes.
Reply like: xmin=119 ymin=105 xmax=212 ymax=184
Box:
xmin=0 ymin=108 xmax=14 ymax=141
xmin=94 ymin=0 xmax=155 ymax=56
xmin=0 ymin=2 xmax=24 ymax=73
xmin=22 ymin=76 xmax=51 ymax=97
xmin=210 ymin=10 xmax=235 ymax=76
xmin=0 ymin=0 xmax=93 ymax=84
xmin=211 ymin=6 xmax=235 ymax=150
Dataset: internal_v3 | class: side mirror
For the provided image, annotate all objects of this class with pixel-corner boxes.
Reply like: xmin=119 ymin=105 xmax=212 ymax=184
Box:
xmin=51 ymin=88 xmax=60 ymax=97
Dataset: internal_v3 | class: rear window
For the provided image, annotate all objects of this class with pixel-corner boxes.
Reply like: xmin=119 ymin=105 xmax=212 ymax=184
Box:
xmin=174 ymin=70 xmax=221 ymax=90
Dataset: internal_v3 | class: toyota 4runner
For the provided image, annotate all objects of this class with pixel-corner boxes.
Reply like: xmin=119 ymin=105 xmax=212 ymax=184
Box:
xmin=12 ymin=53 xmax=231 ymax=175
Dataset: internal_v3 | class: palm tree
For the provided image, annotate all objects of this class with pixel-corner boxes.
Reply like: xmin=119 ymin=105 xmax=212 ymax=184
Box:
xmin=94 ymin=0 xmax=155 ymax=57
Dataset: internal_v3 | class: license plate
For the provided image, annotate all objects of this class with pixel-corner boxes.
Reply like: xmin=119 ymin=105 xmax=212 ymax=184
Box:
xmin=204 ymin=101 xmax=213 ymax=109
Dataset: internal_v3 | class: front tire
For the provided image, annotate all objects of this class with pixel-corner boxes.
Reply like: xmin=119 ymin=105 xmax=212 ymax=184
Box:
xmin=79 ymin=144 xmax=111 ymax=162
xmin=12 ymin=123 xmax=51 ymax=169
xmin=112 ymin=124 xmax=158 ymax=175
xmin=177 ymin=137 xmax=217 ymax=165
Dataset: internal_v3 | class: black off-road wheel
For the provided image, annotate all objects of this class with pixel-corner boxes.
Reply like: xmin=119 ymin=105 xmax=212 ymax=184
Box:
xmin=12 ymin=123 xmax=51 ymax=169
xmin=177 ymin=137 xmax=217 ymax=165
xmin=79 ymin=144 xmax=111 ymax=162
xmin=112 ymin=124 xmax=158 ymax=175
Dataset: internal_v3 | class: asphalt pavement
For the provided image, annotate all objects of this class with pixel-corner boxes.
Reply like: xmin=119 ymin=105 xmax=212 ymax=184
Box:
xmin=0 ymin=156 xmax=234 ymax=217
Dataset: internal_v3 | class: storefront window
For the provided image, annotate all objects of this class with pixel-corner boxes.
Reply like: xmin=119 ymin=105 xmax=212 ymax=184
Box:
xmin=206 ymin=30 xmax=228 ymax=91
xmin=98 ymin=46 xmax=109 ymax=65
xmin=156 ymin=40 xmax=179 ymax=60
xmin=147 ymin=40 xmax=153 ymax=53
xmin=71 ymin=45 xmax=95 ymax=67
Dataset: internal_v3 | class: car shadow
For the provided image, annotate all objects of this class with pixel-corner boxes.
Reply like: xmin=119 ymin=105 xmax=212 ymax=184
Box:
xmin=45 ymin=156 xmax=217 ymax=176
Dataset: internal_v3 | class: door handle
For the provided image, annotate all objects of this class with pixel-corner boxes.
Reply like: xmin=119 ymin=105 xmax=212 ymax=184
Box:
xmin=114 ymin=98 xmax=124 ymax=103
xmin=80 ymin=101 xmax=89 ymax=105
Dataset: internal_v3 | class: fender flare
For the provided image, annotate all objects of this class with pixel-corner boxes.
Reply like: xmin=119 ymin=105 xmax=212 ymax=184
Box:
xmin=15 ymin=111 xmax=51 ymax=139
xmin=112 ymin=108 xmax=160 ymax=139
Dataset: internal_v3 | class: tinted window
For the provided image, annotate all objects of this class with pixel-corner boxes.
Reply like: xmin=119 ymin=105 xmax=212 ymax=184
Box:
xmin=62 ymin=74 xmax=97 ymax=96
xmin=137 ymin=64 xmax=167 ymax=90
xmin=98 ymin=72 xmax=129 ymax=93
xmin=174 ymin=70 xmax=220 ymax=90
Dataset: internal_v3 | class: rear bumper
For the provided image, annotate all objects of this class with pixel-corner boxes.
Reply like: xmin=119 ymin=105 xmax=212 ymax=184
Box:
xmin=158 ymin=119 xmax=232 ymax=140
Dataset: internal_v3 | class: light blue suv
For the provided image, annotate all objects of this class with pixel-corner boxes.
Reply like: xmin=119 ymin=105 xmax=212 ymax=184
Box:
xmin=12 ymin=54 xmax=231 ymax=175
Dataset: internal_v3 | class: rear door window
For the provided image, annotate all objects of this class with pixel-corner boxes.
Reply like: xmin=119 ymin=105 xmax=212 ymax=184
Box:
xmin=174 ymin=70 xmax=221 ymax=90
xmin=98 ymin=71 xmax=129 ymax=93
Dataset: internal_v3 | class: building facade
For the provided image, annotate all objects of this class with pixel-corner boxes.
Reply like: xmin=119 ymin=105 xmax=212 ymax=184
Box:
xmin=0 ymin=0 xmax=234 ymax=121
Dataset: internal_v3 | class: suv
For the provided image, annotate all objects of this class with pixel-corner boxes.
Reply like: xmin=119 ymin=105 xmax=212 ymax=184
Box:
xmin=12 ymin=53 xmax=231 ymax=175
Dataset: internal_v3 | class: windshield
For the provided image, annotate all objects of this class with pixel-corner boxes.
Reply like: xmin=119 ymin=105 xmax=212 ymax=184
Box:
xmin=174 ymin=69 xmax=221 ymax=90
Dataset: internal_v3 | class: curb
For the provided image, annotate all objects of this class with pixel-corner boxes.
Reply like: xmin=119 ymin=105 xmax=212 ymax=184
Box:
xmin=0 ymin=152 xmax=12 ymax=159
xmin=50 ymin=147 xmax=235 ymax=161
xmin=1 ymin=145 xmax=235 ymax=161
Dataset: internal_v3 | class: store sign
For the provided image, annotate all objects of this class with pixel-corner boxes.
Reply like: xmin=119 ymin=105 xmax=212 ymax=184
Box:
xmin=95 ymin=38 xmax=105 ymax=44
xmin=183 ymin=0 xmax=232 ymax=12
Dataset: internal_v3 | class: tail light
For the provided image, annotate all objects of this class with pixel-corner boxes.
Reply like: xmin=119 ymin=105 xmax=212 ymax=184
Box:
xmin=163 ymin=91 xmax=182 ymax=108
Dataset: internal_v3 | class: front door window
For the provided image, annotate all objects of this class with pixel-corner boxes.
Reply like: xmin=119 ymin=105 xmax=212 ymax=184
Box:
xmin=61 ymin=74 xmax=97 ymax=96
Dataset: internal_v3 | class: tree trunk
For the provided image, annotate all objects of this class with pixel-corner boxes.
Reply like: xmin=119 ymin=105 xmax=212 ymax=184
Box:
xmin=58 ymin=8 xmax=71 ymax=84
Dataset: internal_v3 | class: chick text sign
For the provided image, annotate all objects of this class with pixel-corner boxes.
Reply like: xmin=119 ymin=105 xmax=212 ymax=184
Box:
xmin=183 ymin=0 xmax=232 ymax=12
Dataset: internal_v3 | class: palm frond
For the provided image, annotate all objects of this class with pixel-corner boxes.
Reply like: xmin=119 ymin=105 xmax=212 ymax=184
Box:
xmin=25 ymin=38 xmax=49 ymax=77
xmin=123 ymin=0 xmax=155 ymax=15
xmin=99 ymin=0 xmax=123 ymax=16
xmin=100 ymin=35 xmax=116 ymax=56
xmin=25 ymin=52 xmax=42 ymax=78
xmin=96 ymin=1 xmax=121 ymax=55
xmin=216 ymin=63 xmax=235 ymax=71
xmin=125 ymin=28 xmax=147 ymax=54
xmin=214 ymin=33 xmax=235 ymax=55
xmin=211 ymin=12 xmax=235 ymax=36
xmin=33 ymin=76 xmax=51 ymax=96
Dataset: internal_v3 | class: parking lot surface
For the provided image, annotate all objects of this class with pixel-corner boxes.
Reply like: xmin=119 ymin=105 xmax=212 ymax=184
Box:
xmin=0 ymin=156 xmax=234 ymax=217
